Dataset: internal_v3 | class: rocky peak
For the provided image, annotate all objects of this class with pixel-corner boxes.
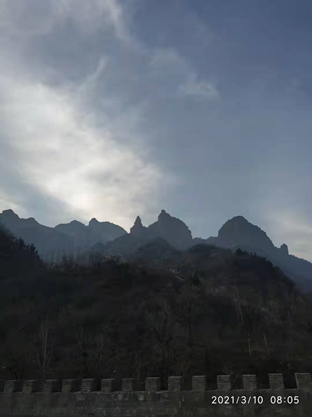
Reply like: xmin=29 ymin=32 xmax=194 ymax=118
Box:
xmin=130 ymin=216 xmax=147 ymax=238
xmin=134 ymin=216 xmax=143 ymax=225
xmin=1 ymin=209 xmax=19 ymax=220
xmin=158 ymin=209 xmax=169 ymax=219
xmin=19 ymin=217 xmax=40 ymax=229
xmin=216 ymin=216 xmax=275 ymax=253
xmin=88 ymin=218 xmax=99 ymax=228
xmin=55 ymin=220 xmax=86 ymax=235
xmin=70 ymin=220 xmax=86 ymax=227
xmin=147 ymin=210 xmax=193 ymax=250
xmin=280 ymin=243 xmax=289 ymax=256
xmin=0 ymin=209 xmax=21 ymax=232
xmin=87 ymin=217 xmax=127 ymax=243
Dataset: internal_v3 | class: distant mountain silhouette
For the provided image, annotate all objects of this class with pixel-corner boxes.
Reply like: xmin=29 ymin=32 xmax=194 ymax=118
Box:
xmin=215 ymin=215 xmax=276 ymax=254
xmin=132 ymin=237 xmax=181 ymax=267
xmin=2 ymin=220 xmax=310 ymax=384
xmin=1 ymin=208 xmax=312 ymax=290
xmin=209 ymin=216 xmax=312 ymax=291
xmin=98 ymin=234 xmax=144 ymax=258
xmin=0 ymin=209 xmax=126 ymax=261
xmin=107 ymin=212 xmax=312 ymax=291
xmin=130 ymin=209 xmax=193 ymax=250
xmin=130 ymin=216 xmax=147 ymax=239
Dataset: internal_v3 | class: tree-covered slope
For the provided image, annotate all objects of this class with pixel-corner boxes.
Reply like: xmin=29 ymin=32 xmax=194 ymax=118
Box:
xmin=1 ymin=227 xmax=311 ymax=389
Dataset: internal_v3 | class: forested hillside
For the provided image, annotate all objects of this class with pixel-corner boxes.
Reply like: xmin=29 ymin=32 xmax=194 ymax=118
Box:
xmin=0 ymin=226 xmax=312 ymax=389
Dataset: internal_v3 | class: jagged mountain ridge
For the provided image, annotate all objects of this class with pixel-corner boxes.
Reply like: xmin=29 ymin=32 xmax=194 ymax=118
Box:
xmin=104 ymin=212 xmax=312 ymax=291
xmin=0 ymin=209 xmax=127 ymax=261
xmin=130 ymin=209 xmax=193 ymax=250
xmin=1 ymin=208 xmax=312 ymax=290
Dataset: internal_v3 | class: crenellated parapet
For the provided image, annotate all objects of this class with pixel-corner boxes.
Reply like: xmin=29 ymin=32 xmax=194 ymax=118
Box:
xmin=1 ymin=373 xmax=312 ymax=394
xmin=1 ymin=373 xmax=312 ymax=417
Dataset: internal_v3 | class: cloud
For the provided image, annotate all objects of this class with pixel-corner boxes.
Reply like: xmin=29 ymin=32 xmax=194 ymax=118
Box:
xmin=178 ymin=73 xmax=219 ymax=100
xmin=267 ymin=212 xmax=312 ymax=261
xmin=54 ymin=0 xmax=131 ymax=41
xmin=0 ymin=0 xmax=177 ymax=229
xmin=0 ymin=0 xmax=133 ymax=43
xmin=150 ymin=47 xmax=219 ymax=101
xmin=149 ymin=48 xmax=187 ymax=69
xmin=0 ymin=0 xmax=56 ymax=36
xmin=0 ymin=53 xmax=172 ymax=229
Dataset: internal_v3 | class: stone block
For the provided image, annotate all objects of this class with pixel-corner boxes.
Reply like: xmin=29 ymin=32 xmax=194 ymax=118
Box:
xmin=269 ymin=374 xmax=284 ymax=389
xmin=122 ymin=378 xmax=136 ymax=392
xmin=295 ymin=373 xmax=312 ymax=390
xmin=136 ymin=391 xmax=147 ymax=401
xmin=43 ymin=379 xmax=61 ymax=393
xmin=101 ymin=379 xmax=116 ymax=392
xmin=217 ymin=375 xmax=231 ymax=391
xmin=168 ymin=376 xmax=184 ymax=392
xmin=145 ymin=377 xmax=160 ymax=392
xmin=62 ymin=379 xmax=80 ymax=392
xmin=243 ymin=375 xmax=257 ymax=391
xmin=81 ymin=379 xmax=97 ymax=393
xmin=22 ymin=380 xmax=41 ymax=393
xmin=0 ymin=380 xmax=4 ymax=392
xmin=192 ymin=376 xmax=207 ymax=391
xmin=4 ymin=380 xmax=23 ymax=393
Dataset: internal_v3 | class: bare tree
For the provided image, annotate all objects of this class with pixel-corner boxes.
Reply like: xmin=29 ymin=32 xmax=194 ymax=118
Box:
xmin=34 ymin=318 xmax=54 ymax=382
xmin=147 ymin=298 xmax=178 ymax=386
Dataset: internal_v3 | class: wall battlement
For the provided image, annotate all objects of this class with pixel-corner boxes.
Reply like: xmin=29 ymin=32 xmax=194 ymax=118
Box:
xmin=0 ymin=373 xmax=312 ymax=416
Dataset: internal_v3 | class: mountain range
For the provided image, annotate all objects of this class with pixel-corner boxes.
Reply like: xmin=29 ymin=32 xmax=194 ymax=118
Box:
xmin=0 ymin=209 xmax=127 ymax=261
xmin=1 ymin=208 xmax=312 ymax=290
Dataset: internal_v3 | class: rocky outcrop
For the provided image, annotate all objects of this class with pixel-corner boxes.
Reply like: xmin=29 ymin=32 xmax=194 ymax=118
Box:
xmin=280 ymin=243 xmax=289 ymax=256
xmin=130 ymin=210 xmax=193 ymax=250
xmin=130 ymin=216 xmax=147 ymax=239
xmin=87 ymin=218 xmax=126 ymax=244
xmin=146 ymin=210 xmax=193 ymax=250
xmin=215 ymin=216 xmax=275 ymax=254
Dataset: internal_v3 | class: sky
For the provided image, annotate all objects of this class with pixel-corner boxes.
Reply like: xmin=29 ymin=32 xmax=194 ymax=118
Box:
xmin=1 ymin=0 xmax=312 ymax=261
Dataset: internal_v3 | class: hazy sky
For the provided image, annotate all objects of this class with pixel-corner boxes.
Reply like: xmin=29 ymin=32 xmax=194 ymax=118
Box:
xmin=1 ymin=0 xmax=312 ymax=261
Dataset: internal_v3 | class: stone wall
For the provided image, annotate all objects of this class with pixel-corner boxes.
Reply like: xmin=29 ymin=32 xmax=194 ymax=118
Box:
xmin=0 ymin=373 xmax=312 ymax=417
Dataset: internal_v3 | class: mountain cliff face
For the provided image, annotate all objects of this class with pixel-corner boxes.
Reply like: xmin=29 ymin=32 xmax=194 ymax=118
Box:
xmin=0 ymin=209 xmax=127 ymax=261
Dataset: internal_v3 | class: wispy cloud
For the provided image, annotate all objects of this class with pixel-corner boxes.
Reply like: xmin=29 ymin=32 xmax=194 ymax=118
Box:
xmin=53 ymin=0 xmax=132 ymax=42
xmin=0 ymin=60 xmax=169 ymax=228
xmin=0 ymin=0 xmax=174 ymax=228
xmin=178 ymin=73 xmax=219 ymax=100
xmin=0 ymin=0 xmax=133 ymax=43
xmin=150 ymin=47 xmax=219 ymax=101
xmin=267 ymin=212 xmax=312 ymax=261
xmin=150 ymin=47 xmax=187 ymax=69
